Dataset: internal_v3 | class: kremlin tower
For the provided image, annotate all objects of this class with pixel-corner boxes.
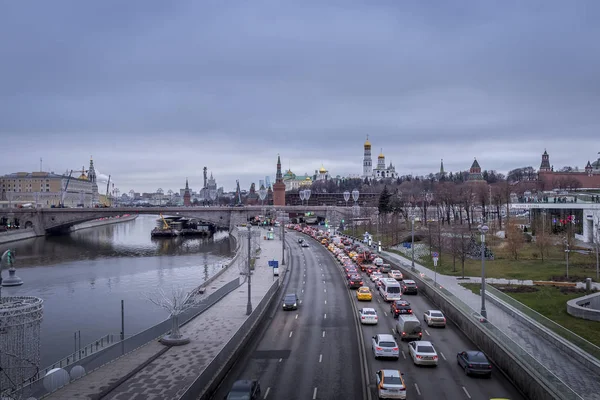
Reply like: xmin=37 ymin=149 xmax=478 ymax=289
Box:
xmin=272 ymin=155 xmax=286 ymax=206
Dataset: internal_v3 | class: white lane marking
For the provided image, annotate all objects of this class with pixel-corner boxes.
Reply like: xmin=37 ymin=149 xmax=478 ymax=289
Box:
xmin=324 ymin=300 xmax=327 ymax=305
xmin=440 ymin=352 xmax=446 ymax=361
xmin=313 ymin=387 xmax=318 ymax=399
xmin=295 ymin=314 xmax=298 ymax=319
xmin=299 ymin=300 xmax=303 ymax=304
xmin=324 ymin=289 xmax=327 ymax=293
xmin=391 ymin=328 xmax=395 ymax=334
xmin=303 ymin=281 xmax=305 ymax=284
xmin=322 ymin=330 xmax=326 ymax=337
xmin=322 ymin=273 xmax=324 ymax=276
xmin=302 ymin=289 xmax=304 ymax=293
xmin=425 ymin=329 xmax=430 ymax=336
xmin=377 ymin=299 xmax=381 ymax=303
xmin=264 ymin=387 xmax=271 ymax=399
xmin=401 ymin=351 xmax=406 ymax=359
xmin=415 ymin=383 xmax=421 ymax=396
xmin=279 ymin=358 xmax=282 ymax=362
xmin=462 ymin=386 xmax=471 ymax=399
xmin=324 ymin=313 xmax=327 ymax=319
xmin=289 ymin=331 xmax=293 ymax=338
xmin=323 ymin=280 xmax=326 ymax=284
xmin=319 ymin=354 xmax=323 ymax=363
xmin=384 ymin=312 xmax=388 ymax=317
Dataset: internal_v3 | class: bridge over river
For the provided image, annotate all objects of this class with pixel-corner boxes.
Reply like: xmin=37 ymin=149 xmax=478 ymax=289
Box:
xmin=0 ymin=205 xmax=375 ymax=235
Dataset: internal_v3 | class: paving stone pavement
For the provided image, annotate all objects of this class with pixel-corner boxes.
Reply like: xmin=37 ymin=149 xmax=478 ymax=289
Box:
xmin=382 ymin=250 xmax=600 ymax=400
xmin=46 ymin=226 xmax=288 ymax=400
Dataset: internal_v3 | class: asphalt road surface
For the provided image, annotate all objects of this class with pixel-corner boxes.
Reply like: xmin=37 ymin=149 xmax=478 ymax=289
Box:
xmin=213 ymin=231 xmax=525 ymax=399
xmin=212 ymin=231 xmax=364 ymax=399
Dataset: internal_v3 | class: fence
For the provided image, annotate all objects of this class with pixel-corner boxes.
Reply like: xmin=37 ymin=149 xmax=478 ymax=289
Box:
xmin=486 ymin=284 xmax=600 ymax=364
xmin=382 ymin=254 xmax=583 ymax=400
xmin=12 ymin=277 xmax=241 ymax=399
xmin=180 ymin=279 xmax=280 ymax=400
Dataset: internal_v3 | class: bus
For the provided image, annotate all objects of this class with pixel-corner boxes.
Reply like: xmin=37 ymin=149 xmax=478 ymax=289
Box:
xmin=378 ymin=278 xmax=402 ymax=302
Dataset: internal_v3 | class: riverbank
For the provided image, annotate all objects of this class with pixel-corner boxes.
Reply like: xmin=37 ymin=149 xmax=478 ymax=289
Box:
xmin=0 ymin=214 xmax=139 ymax=245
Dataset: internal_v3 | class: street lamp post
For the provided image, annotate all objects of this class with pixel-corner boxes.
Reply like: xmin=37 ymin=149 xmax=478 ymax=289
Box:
xmin=411 ymin=215 xmax=416 ymax=270
xmin=352 ymin=189 xmax=360 ymax=239
xmin=258 ymin=187 xmax=267 ymax=207
xmin=246 ymin=225 xmax=252 ymax=315
xmin=375 ymin=210 xmax=380 ymax=253
xmin=479 ymin=224 xmax=489 ymax=320
xmin=343 ymin=191 xmax=350 ymax=207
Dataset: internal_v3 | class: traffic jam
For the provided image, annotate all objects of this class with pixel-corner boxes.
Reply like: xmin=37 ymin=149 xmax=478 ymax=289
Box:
xmin=288 ymin=224 xmax=495 ymax=400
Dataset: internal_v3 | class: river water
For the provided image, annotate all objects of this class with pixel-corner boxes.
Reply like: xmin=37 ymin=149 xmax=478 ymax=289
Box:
xmin=1 ymin=215 xmax=235 ymax=367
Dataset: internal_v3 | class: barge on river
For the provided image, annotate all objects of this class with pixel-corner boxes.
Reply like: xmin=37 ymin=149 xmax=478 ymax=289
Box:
xmin=151 ymin=214 xmax=214 ymax=238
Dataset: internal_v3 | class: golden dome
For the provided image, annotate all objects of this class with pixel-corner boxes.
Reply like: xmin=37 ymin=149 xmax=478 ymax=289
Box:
xmin=378 ymin=152 xmax=385 ymax=159
xmin=305 ymin=176 xmax=311 ymax=180
xmin=364 ymin=139 xmax=371 ymax=148
xmin=319 ymin=166 xmax=327 ymax=173
xmin=78 ymin=173 xmax=88 ymax=180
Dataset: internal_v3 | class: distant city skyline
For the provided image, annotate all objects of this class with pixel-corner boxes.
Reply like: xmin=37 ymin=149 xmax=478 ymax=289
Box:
xmin=1 ymin=2 xmax=599 ymax=193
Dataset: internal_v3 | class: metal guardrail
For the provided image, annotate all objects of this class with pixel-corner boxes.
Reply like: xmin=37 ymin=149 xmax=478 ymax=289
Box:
xmin=486 ymin=284 xmax=600 ymax=362
xmin=382 ymin=254 xmax=583 ymax=400
xmin=11 ymin=277 xmax=241 ymax=399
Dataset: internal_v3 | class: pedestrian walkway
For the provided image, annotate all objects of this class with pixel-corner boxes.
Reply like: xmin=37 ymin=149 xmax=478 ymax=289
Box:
xmin=434 ymin=276 xmax=600 ymax=290
xmin=382 ymin=250 xmax=600 ymax=400
xmin=45 ymin=226 xmax=288 ymax=400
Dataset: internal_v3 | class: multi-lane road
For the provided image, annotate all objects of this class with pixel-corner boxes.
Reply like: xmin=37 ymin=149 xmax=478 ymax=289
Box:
xmin=214 ymin=231 xmax=525 ymax=400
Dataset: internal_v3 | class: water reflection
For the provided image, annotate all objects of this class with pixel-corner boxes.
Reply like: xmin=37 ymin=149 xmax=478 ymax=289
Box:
xmin=1 ymin=215 xmax=234 ymax=367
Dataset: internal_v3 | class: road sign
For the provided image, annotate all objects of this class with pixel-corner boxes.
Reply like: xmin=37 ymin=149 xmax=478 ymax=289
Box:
xmin=268 ymin=260 xmax=279 ymax=268
xmin=433 ymin=257 xmax=439 ymax=266
xmin=432 ymin=252 xmax=439 ymax=258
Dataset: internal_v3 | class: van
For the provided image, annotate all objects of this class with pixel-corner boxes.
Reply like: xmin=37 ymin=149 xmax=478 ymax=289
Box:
xmin=378 ymin=278 xmax=402 ymax=302
xmin=395 ymin=314 xmax=422 ymax=341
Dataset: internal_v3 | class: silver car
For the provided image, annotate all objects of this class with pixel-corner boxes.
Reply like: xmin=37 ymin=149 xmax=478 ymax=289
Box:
xmin=408 ymin=340 xmax=439 ymax=366
xmin=423 ymin=310 xmax=447 ymax=327
xmin=372 ymin=334 xmax=399 ymax=359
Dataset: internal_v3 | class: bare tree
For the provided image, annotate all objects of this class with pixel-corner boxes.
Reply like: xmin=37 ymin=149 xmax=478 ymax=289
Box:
xmin=533 ymin=214 xmax=551 ymax=262
xmin=450 ymin=226 xmax=471 ymax=277
xmin=505 ymin=221 xmax=524 ymax=260
xmin=145 ymin=286 xmax=207 ymax=345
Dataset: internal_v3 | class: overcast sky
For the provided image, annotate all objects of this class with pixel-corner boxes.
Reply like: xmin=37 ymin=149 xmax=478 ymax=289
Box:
xmin=1 ymin=1 xmax=599 ymax=193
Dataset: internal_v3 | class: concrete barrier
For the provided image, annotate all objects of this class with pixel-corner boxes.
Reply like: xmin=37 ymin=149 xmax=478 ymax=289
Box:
xmin=380 ymin=255 xmax=581 ymax=400
xmin=533 ymin=281 xmax=577 ymax=287
xmin=0 ymin=228 xmax=41 ymax=244
xmin=180 ymin=279 xmax=281 ymax=400
xmin=567 ymin=292 xmax=600 ymax=322
xmin=486 ymin=291 xmax=600 ymax=377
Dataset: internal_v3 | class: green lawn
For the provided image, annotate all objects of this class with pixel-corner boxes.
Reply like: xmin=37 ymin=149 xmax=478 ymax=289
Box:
xmin=460 ymin=283 xmax=600 ymax=349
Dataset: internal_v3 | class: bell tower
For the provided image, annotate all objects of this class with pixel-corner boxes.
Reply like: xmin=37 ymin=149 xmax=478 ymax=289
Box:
xmin=363 ymin=135 xmax=372 ymax=180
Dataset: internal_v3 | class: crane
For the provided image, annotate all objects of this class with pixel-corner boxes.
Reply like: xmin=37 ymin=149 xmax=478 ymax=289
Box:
xmin=60 ymin=170 xmax=75 ymax=207
xmin=159 ymin=213 xmax=171 ymax=229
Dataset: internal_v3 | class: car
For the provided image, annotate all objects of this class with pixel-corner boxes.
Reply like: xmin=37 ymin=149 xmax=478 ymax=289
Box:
xmin=371 ymin=334 xmax=399 ymax=359
xmin=301 ymin=242 xmax=309 ymax=248
xmin=456 ymin=350 xmax=492 ymax=377
xmin=401 ymin=280 xmax=418 ymax=295
xmin=226 ymin=379 xmax=261 ymax=400
xmin=297 ymin=238 xmax=304 ymax=243
xmin=359 ymin=307 xmax=379 ymax=324
xmin=375 ymin=369 xmax=407 ymax=399
xmin=371 ymin=272 xmax=384 ymax=282
xmin=390 ymin=300 xmax=412 ymax=318
xmin=282 ymin=293 xmax=299 ymax=310
xmin=348 ymin=274 xmax=363 ymax=289
xmin=388 ymin=270 xmax=403 ymax=280
xmin=356 ymin=286 xmax=373 ymax=301
xmin=408 ymin=340 xmax=438 ymax=366
xmin=423 ymin=310 xmax=446 ymax=327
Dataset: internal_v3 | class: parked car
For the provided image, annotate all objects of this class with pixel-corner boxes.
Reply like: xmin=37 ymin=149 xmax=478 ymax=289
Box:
xmin=226 ymin=379 xmax=261 ymax=400
xmin=456 ymin=351 xmax=492 ymax=377
xmin=423 ymin=310 xmax=446 ymax=328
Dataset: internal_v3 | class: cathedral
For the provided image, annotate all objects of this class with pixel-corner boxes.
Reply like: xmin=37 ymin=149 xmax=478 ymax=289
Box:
xmin=362 ymin=136 xmax=397 ymax=181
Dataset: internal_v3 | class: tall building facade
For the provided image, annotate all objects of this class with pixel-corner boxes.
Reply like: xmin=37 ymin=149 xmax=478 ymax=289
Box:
xmin=183 ymin=178 xmax=191 ymax=206
xmin=362 ymin=136 xmax=372 ymax=179
xmin=272 ymin=155 xmax=286 ymax=206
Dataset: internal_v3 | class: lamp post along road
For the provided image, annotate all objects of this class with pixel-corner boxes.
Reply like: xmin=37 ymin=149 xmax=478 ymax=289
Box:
xmin=246 ymin=225 xmax=252 ymax=315
xmin=411 ymin=215 xmax=415 ymax=270
xmin=352 ymin=189 xmax=360 ymax=239
xmin=479 ymin=224 xmax=489 ymax=320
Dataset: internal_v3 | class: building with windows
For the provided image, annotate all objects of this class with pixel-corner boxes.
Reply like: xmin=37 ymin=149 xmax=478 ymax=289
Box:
xmin=537 ymin=150 xmax=600 ymax=189
xmin=0 ymin=158 xmax=99 ymax=208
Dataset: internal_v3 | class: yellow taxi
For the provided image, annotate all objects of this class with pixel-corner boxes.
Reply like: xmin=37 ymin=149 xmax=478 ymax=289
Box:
xmin=356 ymin=286 xmax=372 ymax=301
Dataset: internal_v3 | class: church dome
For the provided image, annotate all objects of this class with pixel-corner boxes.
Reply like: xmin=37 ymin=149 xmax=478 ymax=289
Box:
xmin=378 ymin=152 xmax=385 ymax=159
xmin=78 ymin=173 xmax=88 ymax=180
xmin=364 ymin=139 xmax=371 ymax=148
xmin=305 ymin=176 xmax=312 ymax=180
xmin=319 ymin=166 xmax=327 ymax=173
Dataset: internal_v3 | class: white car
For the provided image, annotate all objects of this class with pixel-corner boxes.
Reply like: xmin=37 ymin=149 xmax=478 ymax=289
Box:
xmin=423 ymin=310 xmax=447 ymax=328
xmin=371 ymin=272 xmax=384 ymax=282
xmin=375 ymin=369 xmax=407 ymax=399
xmin=388 ymin=270 xmax=403 ymax=280
xmin=408 ymin=340 xmax=439 ymax=366
xmin=371 ymin=334 xmax=399 ymax=359
xmin=359 ymin=308 xmax=379 ymax=325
